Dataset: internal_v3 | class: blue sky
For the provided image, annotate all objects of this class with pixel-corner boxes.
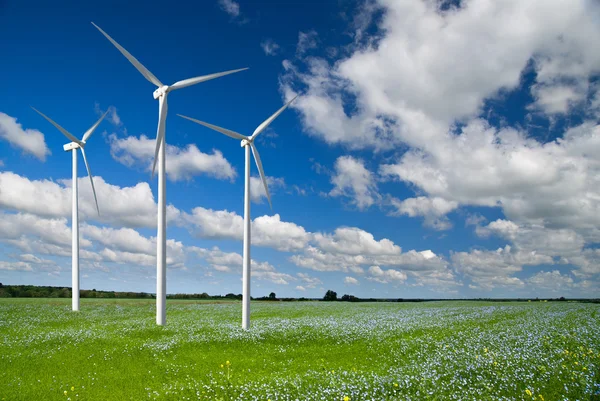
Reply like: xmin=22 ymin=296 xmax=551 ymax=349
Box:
xmin=1 ymin=0 xmax=599 ymax=299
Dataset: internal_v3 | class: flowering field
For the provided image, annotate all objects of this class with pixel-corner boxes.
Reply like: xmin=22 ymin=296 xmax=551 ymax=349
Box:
xmin=0 ymin=299 xmax=598 ymax=400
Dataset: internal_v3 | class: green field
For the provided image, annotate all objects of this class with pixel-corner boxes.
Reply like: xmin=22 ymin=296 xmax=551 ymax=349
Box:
xmin=0 ymin=299 xmax=599 ymax=400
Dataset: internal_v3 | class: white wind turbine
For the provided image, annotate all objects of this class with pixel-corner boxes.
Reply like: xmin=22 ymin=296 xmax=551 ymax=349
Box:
xmin=91 ymin=22 xmax=248 ymax=326
xmin=32 ymin=107 xmax=107 ymax=312
xmin=178 ymin=96 xmax=297 ymax=329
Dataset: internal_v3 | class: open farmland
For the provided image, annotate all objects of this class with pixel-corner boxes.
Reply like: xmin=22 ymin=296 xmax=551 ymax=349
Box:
xmin=0 ymin=299 xmax=599 ymax=400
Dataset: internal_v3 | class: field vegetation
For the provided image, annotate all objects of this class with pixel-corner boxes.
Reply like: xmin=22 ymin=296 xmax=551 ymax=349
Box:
xmin=0 ymin=299 xmax=598 ymax=400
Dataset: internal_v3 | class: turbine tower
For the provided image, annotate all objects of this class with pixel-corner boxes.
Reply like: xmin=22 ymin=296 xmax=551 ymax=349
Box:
xmin=178 ymin=96 xmax=297 ymax=329
xmin=91 ymin=22 xmax=248 ymax=326
xmin=32 ymin=107 xmax=106 ymax=311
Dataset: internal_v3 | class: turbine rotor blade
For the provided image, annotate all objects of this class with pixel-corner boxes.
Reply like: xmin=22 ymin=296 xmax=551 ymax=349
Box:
xmin=250 ymin=95 xmax=298 ymax=141
xmin=31 ymin=107 xmax=82 ymax=145
xmin=152 ymin=95 xmax=169 ymax=178
xmin=80 ymin=147 xmax=100 ymax=216
xmin=177 ymin=114 xmax=246 ymax=140
xmin=82 ymin=110 xmax=109 ymax=143
xmin=170 ymin=68 xmax=249 ymax=91
xmin=250 ymin=143 xmax=272 ymax=209
xmin=91 ymin=22 xmax=163 ymax=87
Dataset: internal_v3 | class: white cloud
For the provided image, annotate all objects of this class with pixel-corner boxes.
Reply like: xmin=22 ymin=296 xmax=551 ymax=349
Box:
xmin=250 ymin=176 xmax=285 ymax=203
xmin=329 ymin=156 xmax=378 ymax=210
xmin=526 ymin=270 xmax=574 ymax=292
xmin=0 ymin=260 xmax=33 ymax=271
xmin=367 ymin=265 xmax=407 ymax=284
xmin=218 ymin=0 xmax=240 ymax=17
xmin=295 ymin=285 xmax=306 ymax=291
xmin=0 ymin=112 xmax=50 ymax=161
xmin=296 ymin=30 xmax=318 ymax=55
xmin=529 ymin=83 xmax=588 ymax=115
xmin=344 ymin=276 xmax=359 ymax=285
xmin=108 ymin=134 xmax=236 ymax=182
xmin=253 ymin=214 xmax=310 ymax=251
xmin=261 ymin=39 xmax=280 ymax=56
xmin=452 ymin=245 xmax=553 ymax=291
xmin=183 ymin=206 xmax=242 ymax=240
xmin=0 ymin=212 xmax=90 ymax=249
xmin=191 ymin=245 xmax=295 ymax=285
xmin=183 ymin=207 xmax=310 ymax=252
xmin=281 ymin=0 xmax=600 ymax=254
xmin=389 ymin=196 xmax=458 ymax=230
xmin=296 ymin=272 xmax=322 ymax=288
xmin=94 ymin=103 xmax=121 ymax=127
xmin=313 ymin=227 xmax=400 ymax=256
xmin=0 ymin=210 xmax=188 ymax=271
xmin=0 ymin=171 xmax=180 ymax=228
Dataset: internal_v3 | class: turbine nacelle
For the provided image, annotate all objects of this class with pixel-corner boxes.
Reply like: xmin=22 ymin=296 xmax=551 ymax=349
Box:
xmin=63 ymin=142 xmax=81 ymax=152
xmin=153 ymin=85 xmax=170 ymax=100
xmin=240 ymin=138 xmax=252 ymax=147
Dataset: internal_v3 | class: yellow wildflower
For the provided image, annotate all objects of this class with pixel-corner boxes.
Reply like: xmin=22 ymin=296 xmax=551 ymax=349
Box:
xmin=220 ymin=364 xmax=224 ymax=368
xmin=63 ymin=391 xmax=68 ymax=396
xmin=539 ymin=395 xmax=544 ymax=401
xmin=394 ymin=383 xmax=399 ymax=387
xmin=484 ymin=348 xmax=488 ymax=353
xmin=525 ymin=389 xmax=532 ymax=397
xmin=226 ymin=360 xmax=231 ymax=366
xmin=344 ymin=397 xmax=350 ymax=401
xmin=70 ymin=386 xmax=74 ymax=391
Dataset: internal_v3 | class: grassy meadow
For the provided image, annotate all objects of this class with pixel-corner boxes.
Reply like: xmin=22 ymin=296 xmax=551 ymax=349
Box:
xmin=0 ymin=299 xmax=599 ymax=400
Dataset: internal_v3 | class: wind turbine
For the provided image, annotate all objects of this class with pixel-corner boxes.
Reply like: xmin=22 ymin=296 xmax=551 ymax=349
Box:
xmin=178 ymin=95 xmax=297 ymax=329
xmin=91 ymin=22 xmax=248 ymax=326
xmin=31 ymin=107 xmax=106 ymax=312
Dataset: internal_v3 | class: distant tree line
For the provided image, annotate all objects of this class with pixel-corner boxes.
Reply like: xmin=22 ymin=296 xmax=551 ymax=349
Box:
xmin=0 ymin=284 xmax=597 ymax=303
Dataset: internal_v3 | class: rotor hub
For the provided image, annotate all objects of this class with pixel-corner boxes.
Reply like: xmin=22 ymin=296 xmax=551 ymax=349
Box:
xmin=241 ymin=138 xmax=252 ymax=147
xmin=153 ymin=85 xmax=170 ymax=100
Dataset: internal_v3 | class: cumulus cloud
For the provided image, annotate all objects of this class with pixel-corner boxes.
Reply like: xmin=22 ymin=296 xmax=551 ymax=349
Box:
xmin=190 ymin=246 xmax=296 ymax=285
xmin=0 ymin=172 xmax=180 ymax=228
xmin=0 ymin=112 xmax=50 ymax=161
xmin=280 ymin=0 xmax=600 ymax=262
xmin=108 ymin=134 xmax=236 ymax=182
xmin=367 ymin=265 xmax=407 ymax=284
xmin=388 ymin=196 xmax=458 ymax=230
xmin=313 ymin=227 xmax=400 ymax=256
xmin=250 ymin=176 xmax=285 ymax=203
xmin=344 ymin=276 xmax=359 ymax=285
xmin=526 ymin=270 xmax=574 ymax=292
xmin=290 ymin=225 xmax=457 ymax=290
xmin=0 ymin=260 xmax=33 ymax=272
xmin=182 ymin=207 xmax=310 ymax=252
xmin=451 ymin=245 xmax=553 ymax=291
xmin=329 ymin=156 xmax=378 ymax=210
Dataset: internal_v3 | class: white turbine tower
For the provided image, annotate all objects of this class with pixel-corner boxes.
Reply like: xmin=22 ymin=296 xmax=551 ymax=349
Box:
xmin=32 ymin=107 xmax=106 ymax=312
xmin=91 ymin=22 xmax=248 ymax=326
xmin=178 ymin=96 xmax=297 ymax=329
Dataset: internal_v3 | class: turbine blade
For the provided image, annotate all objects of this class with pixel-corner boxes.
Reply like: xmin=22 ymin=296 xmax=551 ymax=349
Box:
xmin=80 ymin=147 xmax=100 ymax=216
xmin=151 ymin=95 xmax=169 ymax=178
xmin=250 ymin=95 xmax=298 ymax=140
xmin=250 ymin=143 xmax=272 ymax=209
xmin=91 ymin=22 xmax=163 ymax=87
xmin=170 ymin=68 xmax=249 ymax=91
xmin=177 ymin=114 xmax=246 ymax=140
xmin=31 ymin=107 xmax=81 ymax=145
xmin=82 ymin=110 xmax=109 ymax=143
